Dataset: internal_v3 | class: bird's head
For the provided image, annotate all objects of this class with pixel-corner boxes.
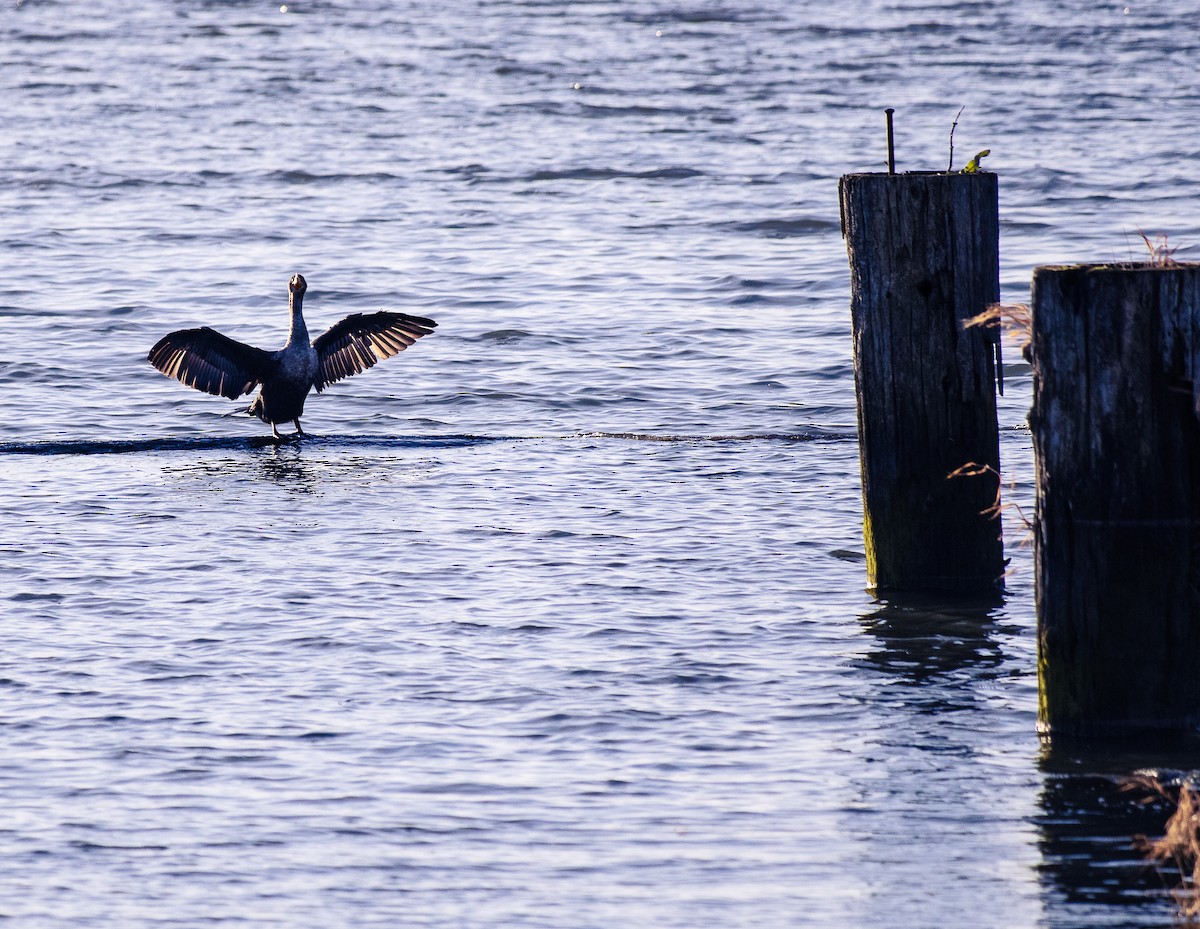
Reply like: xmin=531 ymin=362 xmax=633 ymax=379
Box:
xmin=289 ymin=273 xmax=308 ymax=295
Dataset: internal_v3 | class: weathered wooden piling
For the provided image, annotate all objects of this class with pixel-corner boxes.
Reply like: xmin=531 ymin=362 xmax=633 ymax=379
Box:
xmin=839 ymin=171 xmax=1004 ymax=592
xmin=1032 ymin=263 xmax=1200 ymax=735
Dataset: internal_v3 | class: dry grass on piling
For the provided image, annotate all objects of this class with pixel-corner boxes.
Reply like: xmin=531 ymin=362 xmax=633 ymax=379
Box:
xmin=1139 ymin=230 xmax=1181 ymax=268
xmin=964 ymin=301 xmax=1032 ymax=355
xmin=1125 ymin=773 xmax=1200 ymax=923
xmin=946 ymin=460 xmax=1032 ymax=533
xmin=948 ymin=303 xmax=1035 ymax=537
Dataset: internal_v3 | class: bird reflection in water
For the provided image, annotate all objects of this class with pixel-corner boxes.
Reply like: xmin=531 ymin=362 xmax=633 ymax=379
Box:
xmin=257 ymin=442 xmax=320 ymax=494
xmin=161 ymin=443 xmax=320 ymax=495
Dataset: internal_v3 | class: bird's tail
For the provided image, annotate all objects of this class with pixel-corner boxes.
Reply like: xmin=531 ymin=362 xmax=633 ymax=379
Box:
xmin=222 ymin=405 xmax=253 ymax=418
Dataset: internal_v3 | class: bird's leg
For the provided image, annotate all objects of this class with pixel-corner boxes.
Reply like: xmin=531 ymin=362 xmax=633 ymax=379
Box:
xmin=293 ymin=419 xmax=306 ymax=436
xmin=271 ymin=423 xmax=282 ymax=440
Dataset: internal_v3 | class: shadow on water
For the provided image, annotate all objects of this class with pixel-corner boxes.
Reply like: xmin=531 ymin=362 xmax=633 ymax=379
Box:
xmin=1038 ymin=733 xmax=1200 ymax=923
xmin=855 ymin=590 xmax=1008 ymax=689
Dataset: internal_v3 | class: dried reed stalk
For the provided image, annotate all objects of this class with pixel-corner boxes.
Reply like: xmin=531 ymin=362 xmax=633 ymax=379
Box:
xmin=1139 ymin=230 xmax=1180 ymax=268
xmin=947 ymin=460 xmax=1032 ymax=533
xmin=951 ymin=303 xmax=1036 ymax=548
xmin=964 ymin=302 xmax=1032 ymax=355
xmin=1126 ymin=773 xmax=1200 ymax=923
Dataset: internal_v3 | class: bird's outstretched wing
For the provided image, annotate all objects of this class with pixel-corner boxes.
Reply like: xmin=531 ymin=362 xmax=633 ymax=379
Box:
xmin=313 ymin=312 xmax=436 ymax=392
xmin=147 ymin=327 xmax=274 ymax=399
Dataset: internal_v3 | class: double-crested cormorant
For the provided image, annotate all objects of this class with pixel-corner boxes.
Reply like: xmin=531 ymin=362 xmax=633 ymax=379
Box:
xmin=147 ymin=274 xmax=436 ymax=438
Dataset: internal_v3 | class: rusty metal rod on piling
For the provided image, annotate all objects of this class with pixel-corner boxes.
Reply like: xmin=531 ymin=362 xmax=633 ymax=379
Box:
xmin=885 ymin=108 xmax=895 ymax=174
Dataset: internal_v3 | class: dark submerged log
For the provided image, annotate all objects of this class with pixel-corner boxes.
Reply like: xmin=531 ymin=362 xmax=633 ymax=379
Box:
xmin=1032 ymin=263 xmax=1200 ymax=735
xmin=839 ymin=172 xmax=1004 ymax=592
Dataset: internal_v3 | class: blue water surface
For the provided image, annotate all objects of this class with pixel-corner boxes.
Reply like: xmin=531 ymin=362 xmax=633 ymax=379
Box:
xmin=2 ymin=1 xmax=1198 ymax=926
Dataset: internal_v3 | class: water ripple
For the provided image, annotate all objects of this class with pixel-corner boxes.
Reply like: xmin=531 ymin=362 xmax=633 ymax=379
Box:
xmin=0 ymin=0 xmax=1192 ymax=925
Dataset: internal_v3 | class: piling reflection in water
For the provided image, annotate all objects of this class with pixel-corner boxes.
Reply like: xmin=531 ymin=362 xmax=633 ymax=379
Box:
xmin=1037 ymin=737 xmax=1200 ymax=923
xmin=843 ymin=590 xmax=1042 ymax=927
xmin=856 ymin=592 xmax=1008 ymax=689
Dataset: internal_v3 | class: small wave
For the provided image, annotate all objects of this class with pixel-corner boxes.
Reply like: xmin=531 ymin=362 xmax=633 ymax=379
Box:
xmin=0 ymin=435 xmax=510 ymax=456
xmin=682 ymin=83 xmax=728 ymax=96
xmin=0 ymin=431 xmax=854 ymax=455
xmin=471 ymin=329 xmax=576 ymax=346
xmin=18 ymin=81 xmax=119 ymax=95
xmin=11 ymin=30 xmax=111 ymax=44
xmin=263 ymin=169 xmax=406 ymax=184
xmin=730 ymin=293 xmax=795 ymax=307
xmin=577 ymin=103 xmax=703 ymax=118
xmin=623 ymin=7 xmax=776 ymax=25
xmin=444 ymin=163 xmax=492 ymax=180
xmin=475 ymin=329 xmax=537 ymax=343
xmin=493 ymin=63 xmax=555 ymax=78
xmin=1 ymin=166 xmax=230 ymax=191
xmin=2 ymin=170 xmax=170 ymax=191
xmin=575 ymin=429 xmax=855 ymax=443
xmin=0 ymin=361 xmax=65 ymax=384
xmin=706 ymin=275 xmax=788 ymax=291
xmin=525 ymin=166 xmax=705 ymax=182
xmin=719 ymin=217 xmax=840 ymax=238
xmin=10 ymin=592 xmax=65 ymax=603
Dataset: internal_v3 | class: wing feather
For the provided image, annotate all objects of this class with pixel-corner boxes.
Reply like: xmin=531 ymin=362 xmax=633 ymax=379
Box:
xmin=147 ymin=327 xmax=273 ymax=399
xmin=313 ymin=312 xmax=436 ymax=392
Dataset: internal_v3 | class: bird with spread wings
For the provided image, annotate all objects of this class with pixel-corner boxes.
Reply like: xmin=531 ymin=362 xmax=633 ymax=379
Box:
xmin=147 ymin=274 xmax=436 ymax=439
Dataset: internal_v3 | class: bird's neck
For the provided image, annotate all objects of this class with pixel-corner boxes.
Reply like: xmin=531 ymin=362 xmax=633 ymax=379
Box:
xmin=287 ymin=291 xmax=310 ymax=347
